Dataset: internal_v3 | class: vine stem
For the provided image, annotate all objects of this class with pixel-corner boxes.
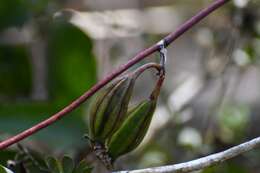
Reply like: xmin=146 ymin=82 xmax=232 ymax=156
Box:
xmin=0 ymin=0 xmax=230 ymax=150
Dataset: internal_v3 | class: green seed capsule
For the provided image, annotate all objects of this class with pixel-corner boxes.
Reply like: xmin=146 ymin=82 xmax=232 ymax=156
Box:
xmin=88 ymin=78 xmax=122 ymax=141
xmin=88 ymin=75 xmax=135 ymax=143
xmin=107 ymin=74 xmax=164 ymax=161
xmin=87 ymin=62 xmax=164 ymax=170
xmin=107 ymin=99 xmax=156 ymax=160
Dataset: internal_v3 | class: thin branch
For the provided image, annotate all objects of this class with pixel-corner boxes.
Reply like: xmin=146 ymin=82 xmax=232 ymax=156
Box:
xmin=0 ymin=0 xmax=230 ymax=150
xmin=115 ymin=136 xmax=260 ymax=173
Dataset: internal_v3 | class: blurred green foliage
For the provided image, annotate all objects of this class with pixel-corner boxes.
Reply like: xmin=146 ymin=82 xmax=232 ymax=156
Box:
xmin=48 ymin=22 xmax=96 ymax=103
xmin=45 ymin=156 xmax=92 ymax=173
xmin=0 ymin=155 xmax=92 ymax=173
xmin=0 ymin=0 xmax=260 ymax=173
xmin=0 ymin=0 xmax=29 ymax=30
xmin=0 ymin=46 xmax=32 ymax=99
xmin=0 ymin=164 xmax=14 ymax=173
xmin=0 ymin=0 xmax=97 ymax=164
xmin=218 ymin=104 xmax=250 ymax=143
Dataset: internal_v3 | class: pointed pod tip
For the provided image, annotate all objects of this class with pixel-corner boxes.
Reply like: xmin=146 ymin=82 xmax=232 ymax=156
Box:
xmin=150 ymin=74 xmax=165 ymax=100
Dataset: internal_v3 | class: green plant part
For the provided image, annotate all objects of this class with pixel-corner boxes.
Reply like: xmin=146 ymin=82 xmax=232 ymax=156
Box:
xmin=87 ymin=63 xmax=163 ymax=170
xmin=0 ymin=165 xmax=14 ymax=173
xmin=108 ymin=99 xmax=156 ymax=161
xmin=88 ymin=75 xmax=135 ymax=144
xmin=107 ymin=73 xmax=165 ymax=162
xmin=88 ymin=75 xmax=136 ymax=170
xmin=88 ymin=77 xmax=122 ymax=142
xmin=45 ymin=156 xmax=93 ymax=173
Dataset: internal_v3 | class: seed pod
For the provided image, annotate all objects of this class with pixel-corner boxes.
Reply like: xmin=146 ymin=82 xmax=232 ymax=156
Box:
xmin=88 ymin=77 xmax=123 ymax=141
xmin=88 ymin=75 xmax=135 ymax=143
xmin=107 ymin=99 xmax=156 ymax=160
xmin=87 ymin=63 xmax=164 ymax=170
xmin=107 ymin=74 xmax=165 ymax=161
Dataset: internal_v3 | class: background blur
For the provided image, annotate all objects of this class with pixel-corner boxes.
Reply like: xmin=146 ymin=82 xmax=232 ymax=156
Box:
xmin=0 ymin=0 xmax=260 ymax=172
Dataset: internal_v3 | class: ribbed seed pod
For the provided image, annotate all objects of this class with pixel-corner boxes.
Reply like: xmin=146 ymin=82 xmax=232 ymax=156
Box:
xmin=88 ymin=77 xmax=123 ymax=141
xmin=107 ymin=99 xmax=156 ymax=160
xmin=87 ymin=63 xmax=164 ymax=170
xmin=88 ymin=75 xmax=135 ymax=144
xmin=107 ymin=74 xmax=164 ymax=161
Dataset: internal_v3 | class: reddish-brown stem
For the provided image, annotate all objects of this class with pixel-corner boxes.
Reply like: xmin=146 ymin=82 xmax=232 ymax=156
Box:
xmin=131 ymin=63 xmax=162 ymax=79
xmin=0 ymin=0 xmax=230 ymax=150
xmin=150 ymin=73 xmax=165 ymax=100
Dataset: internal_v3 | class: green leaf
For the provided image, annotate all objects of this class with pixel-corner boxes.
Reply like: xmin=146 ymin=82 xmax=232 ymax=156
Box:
xmin=73 ymin=160 xmax=92 ymax=173
xmin=62 ymin=156 xmax=74 ymax=173
xmin=45 ymin=156 xmax=63 ymax=173
xmin=0 ymin=165 xmax=14 ymax=173
xmin=48 ymin=21 xmax=97 ymax=103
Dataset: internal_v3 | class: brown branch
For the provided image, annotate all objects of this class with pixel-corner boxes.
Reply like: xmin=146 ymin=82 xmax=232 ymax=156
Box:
xmin=114 ymin=136 xmax=260 ymax=173
xmin=0 ymin=0 xmax=230 ymax=150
